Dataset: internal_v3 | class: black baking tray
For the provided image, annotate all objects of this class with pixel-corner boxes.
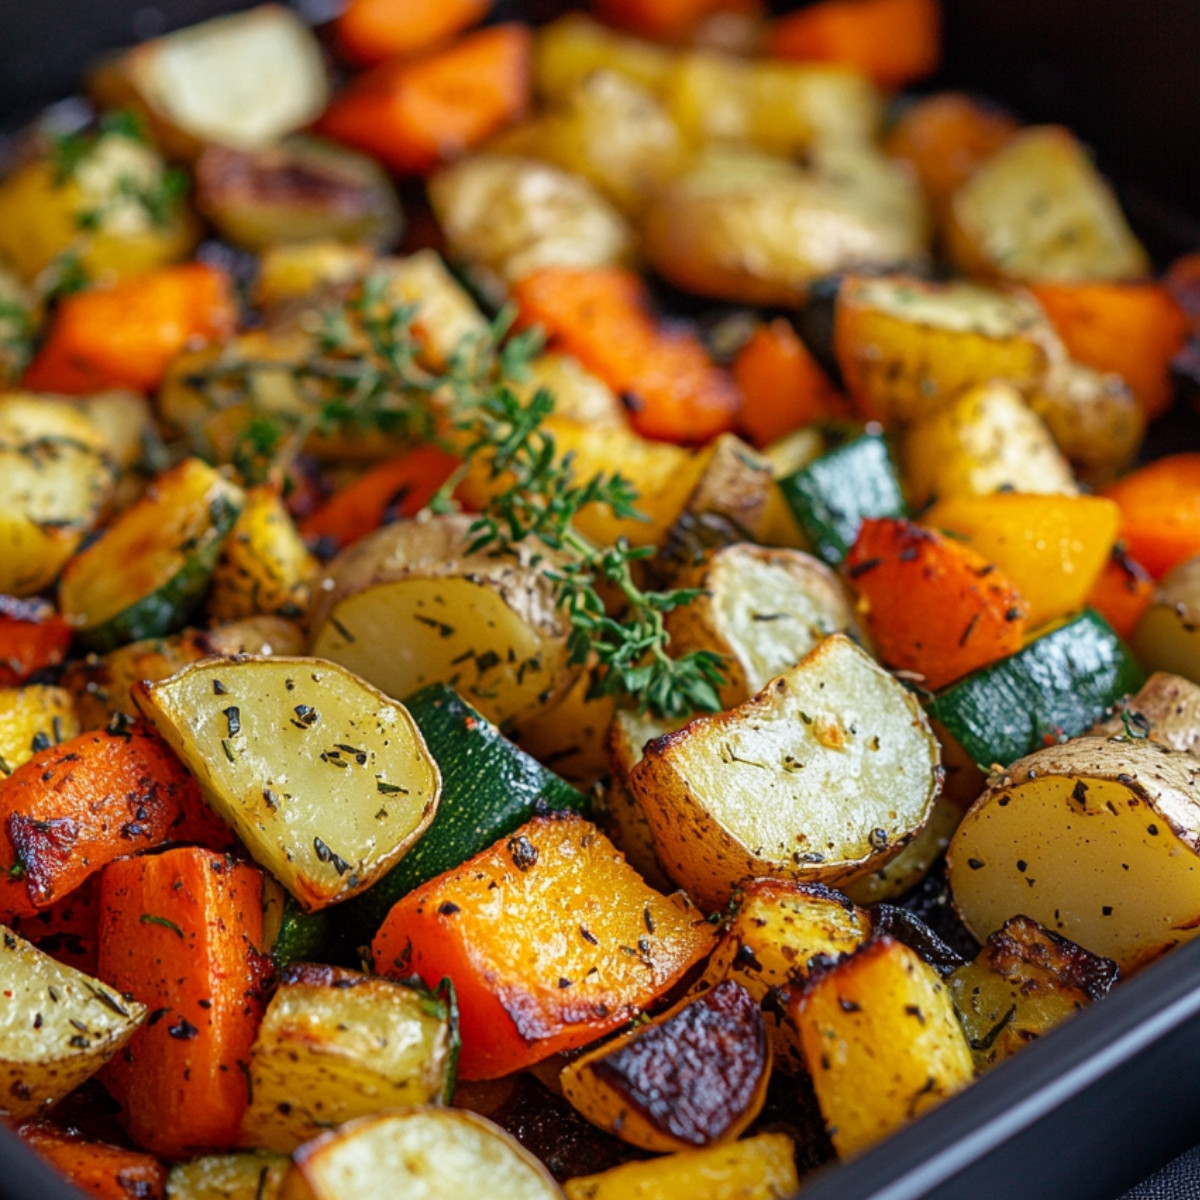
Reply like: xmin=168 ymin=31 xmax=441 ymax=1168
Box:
xmin=2 ymin=2 xmax=1200 ymax=1198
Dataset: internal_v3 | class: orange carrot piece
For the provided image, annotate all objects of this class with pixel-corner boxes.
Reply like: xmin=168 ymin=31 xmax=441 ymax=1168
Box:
xmin=9 ymin=874 xmax=101 ymax=975
xmin=1030 ymin=282 xmax=1188 ymax=422
xmin=732 ymin=318 xmax=844 ymax=447
xmin=885 ymin=92 xmax=1018 ymax=212
xmin=373 ymin=814 xmax=716 ymax=1080
xmin=0 ymin=596 xmax=73 ymax=687
xmin=769 ymin=0 xmax=941 ymax=89
xmin=512 ymin=266 xmax=739 ymax=444
xmin=845 ymin=518 xmax=1028 ymax=691
xmin=97 ymin=847 xmax=266 ymax=1158
xmin=299 ymin=445 xmax=461 ymax=554
xmin=316 ymin=24 xmax=532 ymax=176
xmin=0 ymin=723 xmax=200 ymax=921
xmin=1085 ymin=547 xmax=1155 ymax=641
xmin=592 ymin=0 xmax=763 ymax=39
xmin=1104 ymin=454 xmax=1200 ymax=579
xmin=15 ymin=1122 xmax=166 ymax=1200
xmin=21 ymin=264 xmax=236 ymax=395
xmin=335 ymin=0 xmax=492 ymax=65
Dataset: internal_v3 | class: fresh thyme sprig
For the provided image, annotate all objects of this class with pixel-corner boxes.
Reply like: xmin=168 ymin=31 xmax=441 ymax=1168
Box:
xmin=190 ymin=272 xmax=727 ymax=719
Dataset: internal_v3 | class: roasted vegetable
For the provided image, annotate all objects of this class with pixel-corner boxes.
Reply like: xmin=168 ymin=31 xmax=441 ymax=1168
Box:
xmin=0 ymin=927 xmax=146 ymax=1119
xmin=630 ymin=635 xmax=941 ymax=905
xmin=372 ymin=814 xmax=715 ymax=1079
xmin=948 ymin=739 xmax=1200 ymax=974
xmin=135 ymin=655 xmax=441 ymax=911
xmin=167 ymin=1153 xmax=289 ymax=1200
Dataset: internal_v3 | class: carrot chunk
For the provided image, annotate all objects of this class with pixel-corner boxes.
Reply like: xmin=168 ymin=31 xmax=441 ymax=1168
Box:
xmin=1085 ymin=547 xmax=1155 ymax=641
xmin=97 ymin=847 xmax=266 ymax=1158
xmin=512 ymin=266 xmax=739 ymax=444
xmin=335 ymin=0 xmax=492 ymax=66
xmin=1104 ymin=454 xmax=1200 ymax=579
xmin=732 ymin=318 xmax=844 ymax=448
xmin=0 ymin=596 xmax=73 ymax=687
xmin=769 ymin=0 xmax=941 ymax=90
xmin=21 ymin=263 xmax=236 ymax=395
xmin=373 ymin=814 xmax=715 ymax=1080
xmin=299 ymin=445 xmax=461 ymax=554
xmin=15 ymin=1122 xmax=165 ymax=1200
xmin=9 ymin=874 xmax=101 ymax=975
xmin=0 ymin=724 xmax=202 ymax=921
xmin=316 ymin=25 xmax=532 ymax=176
xmin=1030 ymin=282 xmax=1189 ymax=422
xmin=845 ymin=517 xmax=1028 ymax=691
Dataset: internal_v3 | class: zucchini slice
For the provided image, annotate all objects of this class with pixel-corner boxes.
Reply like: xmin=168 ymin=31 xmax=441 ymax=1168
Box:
xmin=341 ymin=683 xmax=589 ymax=942
xmin=776 ymin=431 xmax=906 ymax=566
xmin=134 ymin=656 xmax=441 ymax=912
xmin=59 ymin=457 xmax=244 ymax=653
xmin=928 ymin=609 xmax=1145 ymax=768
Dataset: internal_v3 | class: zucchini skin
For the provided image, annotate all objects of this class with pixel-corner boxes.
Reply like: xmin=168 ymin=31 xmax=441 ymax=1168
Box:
xmin=79 ymin=491 xmax=242 ymax=654
xmin=340 ymin=684 xmax=590 ymax=942
xmin=777 ymin=431 xmax=907 ymax=565
xmin=929 ymin=609 xmax=1146 ymax=768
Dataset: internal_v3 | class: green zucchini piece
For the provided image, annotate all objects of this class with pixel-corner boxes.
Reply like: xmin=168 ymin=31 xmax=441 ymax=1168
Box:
xmin=59 ymin=457 xmax=243 ymax=653
xmin=928 ymin=609 xmax=1146 ymax=769
xmin=261 ymin=878 xmax=331 ymax=970
xmin=341 ymin=683 xmax=590 ymax=941
xmin=776 ymin=431 xmax=906 ymax=566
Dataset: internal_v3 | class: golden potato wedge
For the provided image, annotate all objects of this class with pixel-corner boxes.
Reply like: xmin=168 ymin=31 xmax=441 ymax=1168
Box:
xmin=1091 ymin=673 xmax=1200 ymax=758
xmin=90 ymin=5 xmax=330 ymax=159
xmin=209 ymin=484 xmax=317 ymax=622
xmin=0 ymin=394 xmax=118 ymax=596
xmin=948 ymin=915 xmax=1118 ymax=1071
xmin=792 ymin=936 xmax=974 ymax=1158
xmin=518 ymin=354 xmax=627 ymax=431
xmin=561 ymin=979 xmax=769 ymax=1152
xmin=691 ymin=879 xmax=870 ymax=1074
xmin=834 ymin=274 xmax=1053 ymax=426
xmin=947 ymin=738 xmax=1200 ymax=973
xmin=641 ymin=146 xmax=927 ymax=306
xmin=254 ymin=240 xmax=375 ymax=309
xmin=429 ymin=154 xmax=634 ymax=298
xmin=0 ymin=926 xmax=146 ymax=1119
xmin=307 ymin=515 xmax=573 ymax=727
xmin=534 ymin=14 xmax=674 ymax=102
xmin=167 ymin=1153 xmax=290 ymax=1200
xmin=947 ymin=126 xmax=1150 ymax=284
xmin=664 ymin=543 xmax=858 ymax=708
xmin=902 ymin=381 xmax=1078 ymax=508
xmin=562 ymin=1132 xmax=799 ymax=1200
xmin=135 ymin=655 xmax=441 ymax=911
xmin=0 ymin=687 xmax=79 ymax=777
xmin=239 ymin=964 xmax=455 ymax=1151
xmin=282 ymin=1109 xmax=564 ymax=1200
xmin=629 ymin=634 xmax=941 ymax=906
xmin=1133 ymin=556 xmax=1200 ymax=686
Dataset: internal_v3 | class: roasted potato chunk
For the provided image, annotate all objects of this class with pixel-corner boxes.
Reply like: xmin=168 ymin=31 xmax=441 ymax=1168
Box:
xmin=195 ymin=136 xmax=403 ymax=251
xmin=167 ymin=1153 xmax=290 ymax=1200
xmin=665 ymin=543 xmax=858 ymax=708
xmin=948 ymin=738 xmax=1200 ymax=973
xmin=948 ymin=915 xmax=1118 ymax=1070
xmin=947 ymin=126 xmax=1150 ymax=284
xmin=239 ymin=964 xmax=455 ymax=1151
xmin=691 ymin=880 xmax=870 ymax=1074
xmin=90 ymin=5 xmax=330 ymax=159
xmin=0 ymin=687 xmax=79 ymax=776
xmin=629 ymin=634 xmax=942 ymax=905
xmin=792 ymin=936 xmax=974 ymax=1158
xmin=1134 ymin=556 xmax=1200 ymax=686
xmin=642 ymin=146 xmax=927 ymax=306
xmin=0 ymin=926 xmax=146 ymax=1119
xmin=1091 ymin=672 xmax=1200 ymax=758
xmin=283 ymin=1109 xmax=565 ymax=1200
xmin=307 ymin=515 xmax=574 ymax=727
xmin=430 ymin=154 xmax=634 ymax=297
xmin=561 ymin=980 xmax=770 ymax=1152
xmin=135 ymin=656 xmax=441 ymax=911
